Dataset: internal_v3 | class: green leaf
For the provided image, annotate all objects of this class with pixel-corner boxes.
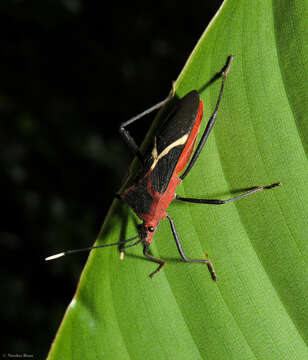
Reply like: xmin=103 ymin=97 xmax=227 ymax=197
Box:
xmin=47 ymin=0 xmax=308 ymax=359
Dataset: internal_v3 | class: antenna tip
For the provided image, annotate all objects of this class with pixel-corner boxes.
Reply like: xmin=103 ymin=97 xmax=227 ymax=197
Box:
xmin=45 ymin=252 xmax=65 ymax=261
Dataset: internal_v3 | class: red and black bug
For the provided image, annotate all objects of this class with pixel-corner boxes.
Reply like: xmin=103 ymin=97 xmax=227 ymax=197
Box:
xmin=46 ymin=56 xmax=280 ymax=280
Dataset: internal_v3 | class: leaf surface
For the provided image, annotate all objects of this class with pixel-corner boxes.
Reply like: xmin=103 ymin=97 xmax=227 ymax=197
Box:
xmin=48 ymin=0 xmax=308 ymax=359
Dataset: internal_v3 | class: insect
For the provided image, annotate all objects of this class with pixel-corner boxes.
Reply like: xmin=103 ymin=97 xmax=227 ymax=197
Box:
xmin=46 ymin=55 xmax=280 ymax=280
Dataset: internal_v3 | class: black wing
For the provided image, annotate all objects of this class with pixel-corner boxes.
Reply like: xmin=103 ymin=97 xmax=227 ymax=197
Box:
xmin=121 ymin=91 xmax=200 ymax=214
xmin=150 ymin=90 xmax=200 ymax=194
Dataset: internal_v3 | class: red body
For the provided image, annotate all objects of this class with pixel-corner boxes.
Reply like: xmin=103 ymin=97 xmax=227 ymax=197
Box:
xmin=122 ymin=99 xmax=204 ymax=244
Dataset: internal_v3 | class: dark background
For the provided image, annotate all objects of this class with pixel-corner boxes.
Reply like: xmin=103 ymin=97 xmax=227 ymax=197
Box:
xmin=0 ymin=0 xmax=223 ymax=357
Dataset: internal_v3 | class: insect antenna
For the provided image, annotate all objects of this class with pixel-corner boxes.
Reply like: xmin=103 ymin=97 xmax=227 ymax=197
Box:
xmin=45 ymin=235 xmax=140 ymax=261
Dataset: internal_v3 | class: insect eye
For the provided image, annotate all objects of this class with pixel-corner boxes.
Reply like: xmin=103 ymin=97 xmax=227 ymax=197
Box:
xmin=148 ymin=226 xmax=154 ymax=232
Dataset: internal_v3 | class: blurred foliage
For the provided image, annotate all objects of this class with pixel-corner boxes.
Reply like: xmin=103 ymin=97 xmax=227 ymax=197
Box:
xmin=0 ymin=0 xmax=222 ymax=357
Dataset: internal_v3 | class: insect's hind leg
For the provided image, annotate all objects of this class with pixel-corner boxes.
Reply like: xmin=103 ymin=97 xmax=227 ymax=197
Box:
xmin=166 ymin=214 xmax=218 ymax=281
xmin=143 ymin=242 xmax=166 ymax=279
xmin=119 ymin=127 xmax=144 ymax=163
xmin=180 ymin=55 xmax=234 ymax=181
xmin=119 ymin=86 xmax=175 ymax=163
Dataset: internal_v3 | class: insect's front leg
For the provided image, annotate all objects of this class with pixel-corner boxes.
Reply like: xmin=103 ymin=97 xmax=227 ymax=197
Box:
xmin=143 ymin=242 xmax=167 ymax=278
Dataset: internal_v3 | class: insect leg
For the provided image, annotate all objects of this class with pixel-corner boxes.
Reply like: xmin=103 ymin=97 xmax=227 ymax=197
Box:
xmin=180 ymin=55 xmax=234 ymax=181
xmin=166 ymin=214 xmax=218 ymax=281
xmin=119 ymin=88 xmax=174 ymax=163
xmin=143 ymin=242 xmax=167 ymax=279
xmin=119 ymin=237 xmax=143 ymax=260
xmin=176 ymin=183 xmax=281 ymax=205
